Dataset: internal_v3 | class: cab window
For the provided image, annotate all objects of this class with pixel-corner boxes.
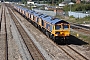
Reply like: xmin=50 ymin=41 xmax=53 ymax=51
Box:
xmin=55 ymin=25 xmax=61 ymax=30
xmin=63 ymin=24 xmax=69 ymax=29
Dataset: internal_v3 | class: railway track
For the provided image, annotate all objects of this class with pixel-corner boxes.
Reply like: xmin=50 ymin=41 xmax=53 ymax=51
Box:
xmin=7 ymin=5 xmax=45 ymax=60
xmin=13 ymin=8 xmax=89 ymax=60
xmin=11 ymin=4 xmax=89 ymax=60
xmin=6 ymin=3 xmax=90 ymax=60
xmin=58 ymin=45 xmax=89 ymax=60
xmin=73 ymin=24 xmax=90 ymax=30
xmin=0 ymin=6 xmax=3 ymax=30
xmin=71 ymin=24 xmax=90 ymax=35
xmin=4 ymin=5 xmax=8 ymax=60
xmin=0 ymin=5 xmax=8 ymax=60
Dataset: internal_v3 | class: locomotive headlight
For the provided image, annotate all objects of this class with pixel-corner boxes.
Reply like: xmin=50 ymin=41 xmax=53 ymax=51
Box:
xmin=55 ymin=34 xmax=58 ymax=36
xmin=55 ymin=32 xmax=60 ymax=34
xmin=55 ymin=32 xmax=60 ymax=36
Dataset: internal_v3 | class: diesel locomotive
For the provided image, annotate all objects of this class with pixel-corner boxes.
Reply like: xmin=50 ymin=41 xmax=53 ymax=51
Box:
xmin=14 ymin=5 xmax=70 ymax=41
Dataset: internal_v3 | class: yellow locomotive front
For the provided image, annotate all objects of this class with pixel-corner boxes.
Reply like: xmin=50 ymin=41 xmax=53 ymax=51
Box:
xmin=52 ymin=23 xmax=70 ymax=40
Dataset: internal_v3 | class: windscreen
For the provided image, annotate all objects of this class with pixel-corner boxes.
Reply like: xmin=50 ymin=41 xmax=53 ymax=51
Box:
xmin=55 ymin=25 xmax=61 ymax=30
xmin=63 ymin=24 xmax=69 ymax=29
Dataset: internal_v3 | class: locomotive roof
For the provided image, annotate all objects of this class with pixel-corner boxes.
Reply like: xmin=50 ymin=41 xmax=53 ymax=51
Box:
xmin=33 ymin=12 xmax=44 ymax=17
xmin=27 ymin=10 xmax=35 ymax=14
xmin=21 ymin=7 xmax=28 ymax=11
xmin=32 ymin=11 xmax=69 ymax=24
xmin=15 ymin=5 xmax=69 ymax=25
xmin=40 ymin=15 xmax=69 ymax=24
